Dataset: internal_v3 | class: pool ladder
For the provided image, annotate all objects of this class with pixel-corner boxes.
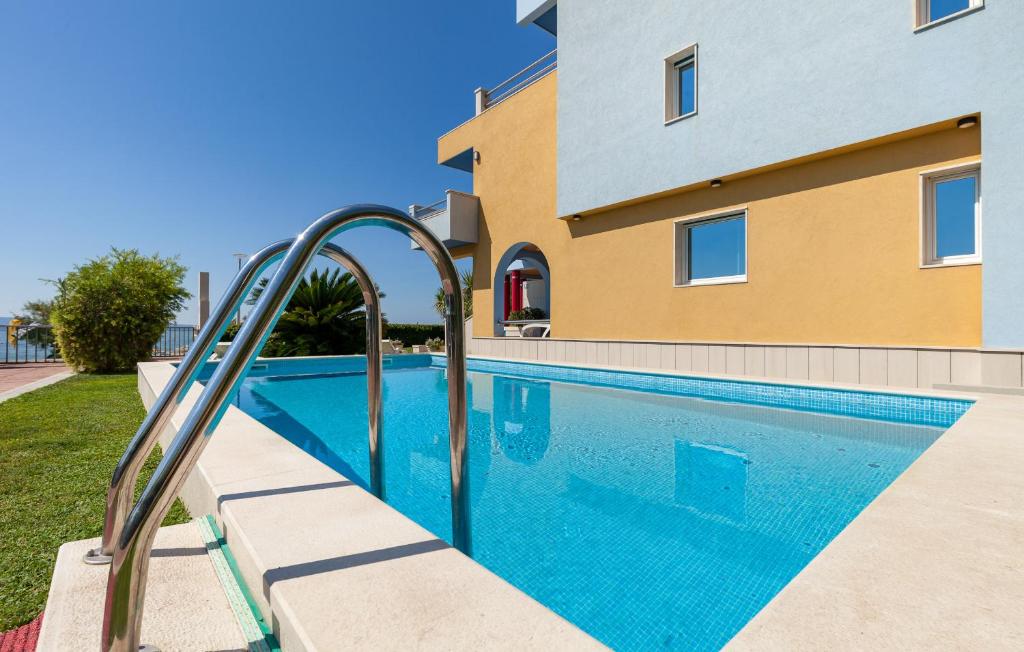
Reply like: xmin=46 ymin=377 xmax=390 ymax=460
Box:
xmin=88 ymin=205 xmax=470 ymax=652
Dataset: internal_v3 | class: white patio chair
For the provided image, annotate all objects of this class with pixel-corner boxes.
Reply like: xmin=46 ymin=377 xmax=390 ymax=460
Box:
xmin=520 ymin=323 xmax=551 ymax=338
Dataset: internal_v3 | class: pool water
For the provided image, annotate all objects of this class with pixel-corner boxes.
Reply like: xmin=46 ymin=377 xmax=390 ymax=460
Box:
xmin=227 ymin=360 xmax=962 ymax=650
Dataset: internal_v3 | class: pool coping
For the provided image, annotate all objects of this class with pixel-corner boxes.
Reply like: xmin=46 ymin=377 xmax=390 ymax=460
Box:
xmin=140 ymin=355 xmax=1024 ymax=650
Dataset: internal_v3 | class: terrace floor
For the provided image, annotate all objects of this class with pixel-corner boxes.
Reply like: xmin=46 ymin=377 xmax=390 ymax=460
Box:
xmin=0 ymin=363 xmax=72 ymax=397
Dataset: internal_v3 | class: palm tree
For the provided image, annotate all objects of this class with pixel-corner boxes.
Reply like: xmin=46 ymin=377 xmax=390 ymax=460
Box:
xmin=435 ymin=270 xmax=473 ymax=319
xmin=246 ymin=268 xmax=383 ymax=357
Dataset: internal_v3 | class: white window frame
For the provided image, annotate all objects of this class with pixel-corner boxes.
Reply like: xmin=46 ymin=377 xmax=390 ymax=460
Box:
xmin=914 ymin=0 xmax=984 ymax=31
xmin=664 ymin=43 xmax=698 ymax=125
xmin=673 ymin=208 xmax=748 ymax=287
xmin=920 ymin=162 xmax=981 ymax=268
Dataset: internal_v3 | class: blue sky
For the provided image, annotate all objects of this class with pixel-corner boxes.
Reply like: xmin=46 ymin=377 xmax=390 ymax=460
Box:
xmin=0 ymin=1 xmax=553 ymax=323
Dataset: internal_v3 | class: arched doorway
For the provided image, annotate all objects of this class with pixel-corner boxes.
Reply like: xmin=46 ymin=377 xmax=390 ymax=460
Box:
xmin=493 ymin=243 xmax=551 ymax=337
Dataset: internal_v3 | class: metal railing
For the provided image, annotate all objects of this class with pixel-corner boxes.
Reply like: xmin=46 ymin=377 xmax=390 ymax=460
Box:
xmin=152 ymin=325 xmax=196 ymax=358
xmin=476 ymin=49 xmax=556 ymax=114
xmin=2 ymin=324 xmax=60 ymax=363
xmin=0 ymin=323 xmax=200 ymax=364
xmin=100 ymin=204 xmax=469 ymax=652
xmin=410 ymin=196 xmax=447 ymax=220
xmin=83 ymin=240 xmax=383 ymax=567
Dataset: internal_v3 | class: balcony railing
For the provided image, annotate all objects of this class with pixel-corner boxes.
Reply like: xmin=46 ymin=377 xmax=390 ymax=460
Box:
xmin=410 ymin=197 xmax=447 ymax=221
xmin=409 ymin=190 xmax=480 ymax=249
xmin=475 ymin=49 xmax=556 ymax=115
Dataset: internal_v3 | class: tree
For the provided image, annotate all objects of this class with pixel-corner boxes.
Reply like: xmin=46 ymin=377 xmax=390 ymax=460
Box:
xmin=17 ymin=298 xmax=54 ymax=324
xmin=50 ymin=248 xmax=189 ymax=372
xmin=247 ymin=268 xmax=381 ymax=357
xmin=434 ymin=270 xmax=473 ymax=319
xmin=13 ymin=298 xmax=58 ymax=354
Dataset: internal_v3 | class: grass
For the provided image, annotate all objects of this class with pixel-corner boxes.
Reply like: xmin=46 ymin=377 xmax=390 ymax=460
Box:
xmin=0 ymin=373 xmax=190 ymax=631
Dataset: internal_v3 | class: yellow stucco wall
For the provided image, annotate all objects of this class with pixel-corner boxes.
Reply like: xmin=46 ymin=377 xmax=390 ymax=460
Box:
xmin=439 ymin=72 xmax=981 ymax=347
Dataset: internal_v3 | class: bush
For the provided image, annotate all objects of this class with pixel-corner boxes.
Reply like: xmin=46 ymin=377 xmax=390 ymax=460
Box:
xmin=51 ymin=248 xmax=189 ymax=372
xmin=239 ymin=268 xmax=381 ymax=357
xmin=507 ymin=307 xmax=546 ymax=321
xmin=220 ymin=321 xmax=241 ymax=342
xmin=425 ymin=337 xmax=444 ymax=352
xmin=384 ymin=323 xmax=444 ymax=346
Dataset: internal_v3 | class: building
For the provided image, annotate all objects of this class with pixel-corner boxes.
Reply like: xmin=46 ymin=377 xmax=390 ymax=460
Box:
xmin=415 ymin=0 xmax=1024 ymax=390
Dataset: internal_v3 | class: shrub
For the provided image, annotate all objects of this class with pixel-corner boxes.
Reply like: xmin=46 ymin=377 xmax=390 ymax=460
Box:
xmin=51 ymin=248 xmax=189 ymax=372
xmin=425 ymin=337 xmax=444 ymax=352
xmin=507 ymin=307 xmax=546 ymax=321
xmin=220 ymin=321 xmax=241 ymax=342
xmin=384 ymin=323 xmax=444 ymax=346
xmin=253 ymin=268 xmax=374 ymax=357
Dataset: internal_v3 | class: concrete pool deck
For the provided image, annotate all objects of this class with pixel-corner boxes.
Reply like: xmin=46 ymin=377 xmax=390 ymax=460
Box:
xmin=136 ymin=356 xmax=1024 ymax=650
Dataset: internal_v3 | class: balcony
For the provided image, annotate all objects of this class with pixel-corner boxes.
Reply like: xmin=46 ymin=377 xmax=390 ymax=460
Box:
xmin=409 ymin=189 xmax=480 ymax=250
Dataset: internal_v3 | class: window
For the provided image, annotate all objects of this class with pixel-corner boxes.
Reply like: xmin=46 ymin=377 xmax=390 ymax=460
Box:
xmin=922 ymin=164 xmax=981 ymax=267
xmin=674 ymin=211 xmax=747 ymax=286
xmin=916 ymin=0 xmax=983 ymax=29
xmin=665 ymin=44 xmax=697 ymax=123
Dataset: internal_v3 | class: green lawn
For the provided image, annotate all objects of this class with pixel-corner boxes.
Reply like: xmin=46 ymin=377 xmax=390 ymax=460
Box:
xmin=0 ymin=373 xmax=190 ymax=630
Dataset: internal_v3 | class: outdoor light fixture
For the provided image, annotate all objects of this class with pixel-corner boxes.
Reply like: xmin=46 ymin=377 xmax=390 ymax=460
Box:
xmin=572 ymin=214 xmax=582 ymax=221
xmin=957 ymin=116 xmax=978 ymax=129
xmin=710 ymin=179 xmax=723 ymax=188
xmin=474 ymin=150 xmax=482 ymax=163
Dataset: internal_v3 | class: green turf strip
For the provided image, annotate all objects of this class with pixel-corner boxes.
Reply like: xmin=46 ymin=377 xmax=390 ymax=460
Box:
xmin=0 ymin=373 xmax=189 ymax=630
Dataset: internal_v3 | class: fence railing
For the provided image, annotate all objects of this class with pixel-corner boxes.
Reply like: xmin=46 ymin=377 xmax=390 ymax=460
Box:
xmin=1 ymin=323 xmax=196 ymax=364
xmin=152 ymin=325 xmax=196 ymax=358
xmin=2 ymin=324 xmax=60 ymax=364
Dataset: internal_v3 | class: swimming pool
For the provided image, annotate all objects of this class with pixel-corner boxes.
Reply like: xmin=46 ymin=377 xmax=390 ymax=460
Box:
xmin=210 ymin=355 xmax=971 ymax=651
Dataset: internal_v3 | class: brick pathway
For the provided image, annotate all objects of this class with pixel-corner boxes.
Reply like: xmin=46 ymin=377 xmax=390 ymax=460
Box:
xmin=0 ymin=363 xmax=72 ymax=395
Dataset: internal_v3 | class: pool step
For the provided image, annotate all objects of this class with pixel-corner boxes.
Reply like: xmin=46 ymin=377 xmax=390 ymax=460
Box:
xmin=38 ymin=520 xmax=258 ymax=652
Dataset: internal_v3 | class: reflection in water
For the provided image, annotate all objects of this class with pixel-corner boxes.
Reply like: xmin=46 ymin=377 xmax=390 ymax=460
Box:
xmin=492 ymin=376 xmax=551 ymax=465
xmin=233 ymin=365 xmax=944 ymax=652
xmin=675 ymin=441 xmax=748 ymax=524
xmin=236 ymin=381 xmax=370 ymax=489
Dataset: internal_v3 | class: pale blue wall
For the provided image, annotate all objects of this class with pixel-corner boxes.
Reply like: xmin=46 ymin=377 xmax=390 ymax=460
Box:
xmin=556 ymin=0 xmax=1024 ymax=348
xmin=517 ymin=0 xmax=556 ymax=25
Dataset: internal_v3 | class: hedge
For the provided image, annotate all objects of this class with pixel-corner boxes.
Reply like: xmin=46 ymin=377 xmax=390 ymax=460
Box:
xmin=51 ymin=248 xmax=189 ymax=372
xmin=383 ymin=323 xmax=444 ymax=346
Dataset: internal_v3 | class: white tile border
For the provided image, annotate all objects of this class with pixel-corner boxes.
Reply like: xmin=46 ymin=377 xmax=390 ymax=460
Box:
xmin=467 ymin=338 xmax=1024 ymax=391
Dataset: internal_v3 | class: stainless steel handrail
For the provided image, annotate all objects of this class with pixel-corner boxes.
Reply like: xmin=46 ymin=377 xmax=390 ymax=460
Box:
xmin=84 ymin=239 xmax=384 ymax=565
xmin=101 ymin=204 xmax=469 ymax=652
